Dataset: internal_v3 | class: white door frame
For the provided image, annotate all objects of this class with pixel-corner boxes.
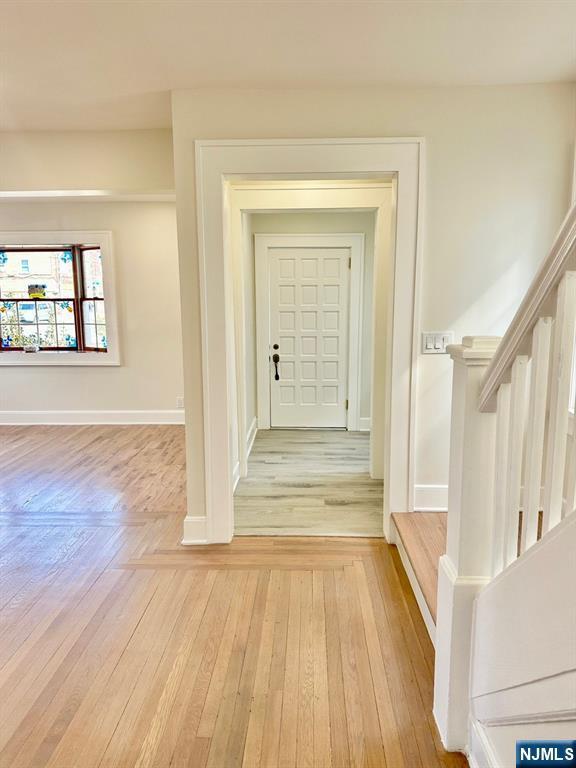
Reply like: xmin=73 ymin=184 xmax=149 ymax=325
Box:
xmin=229 ymin=186 xmax=391 ymax=481
xmin=186 ymin=138 xmax=425 ymax=545
xmin=255 ymin=233 xmax=365 ymax=431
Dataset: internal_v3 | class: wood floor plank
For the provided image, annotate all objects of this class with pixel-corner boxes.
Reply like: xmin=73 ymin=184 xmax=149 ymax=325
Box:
xmin=235 ymin=430 xmax=384 ymax=537
xmin=323 ymin=570 xmax=351 ymax=768
xmin=0 ymin=425 xmax=467 ymax=768
xmin=204 ymin=572 xmax=259 ymax=768
xmin=241 ymin=571 xmax=278 ymax=768
xmin=131 ymin=569 xmax=220 ymax=768
xmin=353 ymin=559 xmax=404 ymax=768
xmin=392 ymin=511 xmax=447 ymax=622
xmin=224 ymin=570 xmax=271 ymax=768
xmin=312 ymin=571 xmax=332 ymax=768
xmin=343 ymin=564 xmax=387 ymax=768
xmin=297 ymin=571 xmax=314 ymax=768
xmin=5 ymin=570 xmax=156 ymax=768
xmin=259 ymin=570 xmax=291 ymax=768
xmin=152 ymin=571 xmax=239 ymax=768
xmin=278 ymin=571 xmax=302 ymax=768
xmin=334 ymin=569 xmax=367 ymax=768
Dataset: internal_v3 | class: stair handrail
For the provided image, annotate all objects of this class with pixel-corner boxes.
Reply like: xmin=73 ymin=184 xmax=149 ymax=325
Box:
xmin=433 ymin=202 xmax=576 ymax=751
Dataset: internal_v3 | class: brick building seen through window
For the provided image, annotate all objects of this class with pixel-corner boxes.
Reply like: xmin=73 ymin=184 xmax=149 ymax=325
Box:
xmin=0 ymin=246 xmax=107 ymax=352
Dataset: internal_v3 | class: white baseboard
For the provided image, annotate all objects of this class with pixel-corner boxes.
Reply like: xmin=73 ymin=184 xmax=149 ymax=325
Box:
xmin=467 ymin=719 xmax=499 ymax=768
xmin=414 ymin=484 xmax=448 ymax=511
xmin=0 ymin=409 xmax=186 ymax=425
xmin=358 ymin=416 xmax=371 ymax=431
xmin=181 ymin=515 xmax=209 ymax=545
xmin=246 ymin=417 xmax=258 ymax=457
xmin=232 ymin=460 xmax=241 ymax=492
xmin=390 ymin=518 xmax=436 ymax=646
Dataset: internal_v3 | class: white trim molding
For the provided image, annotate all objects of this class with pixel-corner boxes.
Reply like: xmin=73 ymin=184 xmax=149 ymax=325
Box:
xmin=182 ymin=516 xmax=209 ymax=546
xmin=0 ymin=410 xmax=185 ymax=425
xmin=434 ymin=555 xmax=491 ymax=752
xmin=190 ymin=137 xmax=425 ymax=543
xmin=254 ymin=233 xmax=365 ymax=431
xmin=358 ymin=416 xmax=371 ymax=431
xmin=232 ymin=461 xmax=241 ymax=493
xmin=0 ymin=190 xmax=175 ymax=202
xmin=246 ymin=417 xmax=258 ymax=457
xmin=467 ymin=719 xmax=500 ymax=768
xmin=390 ymin=519 xmax=436 ymax=645
xmin=0 ymin=230 xmax=121 ymax=367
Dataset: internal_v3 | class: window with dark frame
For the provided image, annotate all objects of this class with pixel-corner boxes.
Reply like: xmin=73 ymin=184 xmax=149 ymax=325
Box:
xmin=0 ymin=245 xmax=107 ymax=353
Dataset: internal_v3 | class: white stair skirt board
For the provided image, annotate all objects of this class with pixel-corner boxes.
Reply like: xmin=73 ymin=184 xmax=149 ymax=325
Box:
xmin=414 ymin=484 xmax=449 ymax=511
xmin=390 ymin=518 xmax=436 ymax=645
xmin=467 ymin=720 xmax=500 ymax=768
xmin=0 ymin=410 xmax=186 ymax=425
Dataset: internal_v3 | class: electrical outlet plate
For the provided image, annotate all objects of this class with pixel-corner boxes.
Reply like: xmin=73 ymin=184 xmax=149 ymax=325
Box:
xmin=422 ymin=331 xmax=454 ymax=355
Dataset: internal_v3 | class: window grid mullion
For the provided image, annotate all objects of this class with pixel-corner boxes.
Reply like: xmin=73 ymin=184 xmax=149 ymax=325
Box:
xmin=72 ymin=245 xmax=85 ymax=351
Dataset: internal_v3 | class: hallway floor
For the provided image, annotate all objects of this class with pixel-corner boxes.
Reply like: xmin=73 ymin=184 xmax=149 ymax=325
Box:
xmin=235 ymin=430 xmax=385 ymax=536
xmin=0 ymin=425 xmax=467 ymax=767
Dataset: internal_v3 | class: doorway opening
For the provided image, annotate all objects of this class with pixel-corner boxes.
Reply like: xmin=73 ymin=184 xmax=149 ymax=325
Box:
xmin=227 ymin=183 xmax=393 ymax=536
xmin=185 ymin=138 xmax=424 ymax=545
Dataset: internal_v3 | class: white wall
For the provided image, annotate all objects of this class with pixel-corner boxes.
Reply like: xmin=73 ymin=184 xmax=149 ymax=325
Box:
xmin=172 ymin=84 xmax=576 ymax=511
xmin=0 ymin=201 xmax=184 ymax=418
xmin=0 ymin=130 xmax=174 ymax=191
xmin=0 ymin=130 xmax=184 ymax=421
xmin=249 ymin=211 xmax=376 ymax=423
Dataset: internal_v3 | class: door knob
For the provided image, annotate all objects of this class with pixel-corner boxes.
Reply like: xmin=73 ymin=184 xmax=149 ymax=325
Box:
xmin=272 ymin=353 xmax=280 ymax=381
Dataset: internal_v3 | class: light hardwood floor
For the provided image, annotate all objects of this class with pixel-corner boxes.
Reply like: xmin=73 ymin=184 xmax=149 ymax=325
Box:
xmin=235 ymin=430 xmax=384 ymax=536
xmin=0 ymin=425 xmax=467 ymax=767
xmin=392 ymin=513 xmax=447 ymax=623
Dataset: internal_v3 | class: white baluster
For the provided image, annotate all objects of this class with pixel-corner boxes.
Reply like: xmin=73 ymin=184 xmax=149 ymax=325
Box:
xmin=503 ymin=356 xmax=529 ymax=567
xmin=491 ymin=383 xmax=511 ymax=576
xmin=521 ymin=317 xmax=553 ymax=552
xmin=543 ymin=272 xmax=576 ymax=533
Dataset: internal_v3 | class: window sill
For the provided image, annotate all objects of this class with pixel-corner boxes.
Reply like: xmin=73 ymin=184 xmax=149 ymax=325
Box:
xmin=0 ymin=351 xmax=120 ymax=366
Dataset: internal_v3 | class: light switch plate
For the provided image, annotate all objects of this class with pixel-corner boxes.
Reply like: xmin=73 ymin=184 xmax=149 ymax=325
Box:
xmin=422 ymin=331 xmax=454 ymax=355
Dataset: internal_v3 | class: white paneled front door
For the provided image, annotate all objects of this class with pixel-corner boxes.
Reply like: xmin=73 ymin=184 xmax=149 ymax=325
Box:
xmin=267 ymin=245 xmax=351 ymax=428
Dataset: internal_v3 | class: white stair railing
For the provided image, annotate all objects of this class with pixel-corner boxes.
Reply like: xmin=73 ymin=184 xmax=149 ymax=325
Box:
xmin=433 ymin=204 xmax=576 ymax=752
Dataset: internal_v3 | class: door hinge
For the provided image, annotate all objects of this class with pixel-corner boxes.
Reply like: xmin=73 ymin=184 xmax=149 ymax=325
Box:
xmin=348 ymin=256 xmax=351 ymax=269
xmin=345 ymin=399 xmax=349 ymax=410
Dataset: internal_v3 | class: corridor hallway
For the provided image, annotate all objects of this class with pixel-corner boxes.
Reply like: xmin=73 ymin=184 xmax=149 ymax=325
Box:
xmin=235 ymin=430 xmax=384 ymax=536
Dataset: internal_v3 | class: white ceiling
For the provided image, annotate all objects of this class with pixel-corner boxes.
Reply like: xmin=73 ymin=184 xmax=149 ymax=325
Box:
xmin=1 ymin=0 xmax=575 ymax=130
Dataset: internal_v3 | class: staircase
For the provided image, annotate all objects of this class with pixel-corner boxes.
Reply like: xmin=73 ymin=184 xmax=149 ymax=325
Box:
xmin=433 ymin=205 xmax=576 ymax=766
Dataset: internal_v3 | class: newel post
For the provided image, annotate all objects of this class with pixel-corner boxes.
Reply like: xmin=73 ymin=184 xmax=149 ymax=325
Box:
xmin=433 ymin=337 xmax=500 ymax=751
